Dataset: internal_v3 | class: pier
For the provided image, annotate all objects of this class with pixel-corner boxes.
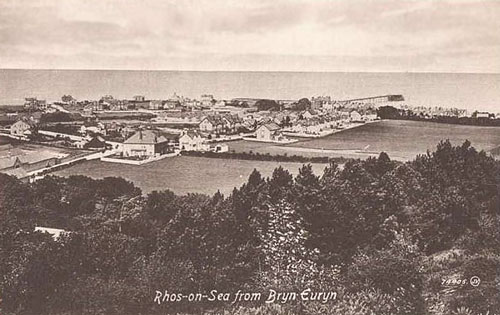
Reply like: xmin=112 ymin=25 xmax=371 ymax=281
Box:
xmin=343 ymin=94 xmax=405 ymax=103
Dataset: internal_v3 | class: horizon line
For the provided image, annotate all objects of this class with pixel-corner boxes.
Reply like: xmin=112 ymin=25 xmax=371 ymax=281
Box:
xmin=1 ymin=67 xmax=499 ymax=75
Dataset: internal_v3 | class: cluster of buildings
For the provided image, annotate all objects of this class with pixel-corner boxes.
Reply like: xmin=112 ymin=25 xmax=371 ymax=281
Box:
xmin=4 ymin=90 xmax=500 ymax=180
xmin=2 ymin=93 xmax=385 ymax=158
xmin=78 ymin=93 xmax=229 ymax=113
xmin=1 ymin=92 xmax=393 ymax=166
xmin=396 ymin=104 xmax=500 ymax=120
xmin=398 ymin=105 xmax=470 ymax=118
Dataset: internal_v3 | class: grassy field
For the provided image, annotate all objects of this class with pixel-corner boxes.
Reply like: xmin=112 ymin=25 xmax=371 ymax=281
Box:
xmin=52 ymin=156 xmax=327 ymax=196
xmin=225 ymin=139 xmax=358 ymax=158
xmin=227 ymin=120 xmax=500 ymax=161
xmin=46 ymin=120 xmax=500 ymax=195
xmin=286 ymin=120 xmax=500 ymax=161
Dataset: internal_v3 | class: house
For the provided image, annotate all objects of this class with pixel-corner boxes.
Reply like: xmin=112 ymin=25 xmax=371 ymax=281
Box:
xmin=311 ymin=96 xmax=331 ymax=110
xmin=179 ymin=130 xmax=208 ymax=151
xmin=76 ymin=136 xmax=109 ymax=150
xmin=201 ymin=94 xmax=215 ymax=107
xmin=122 ymin=130 xmax=172 ymax=157
xmin=164 ymin=93 xmax=183 ymax=109
xmin=80 ymin=120 xmax=106 ymax=135
xmin=223 ymin=114 xmax=244 ymax=133
xmin=100 ymin=95 xmax=117 ymax=108
xmin=149 ymin=100 xmax=162 ymax=110
xmin=80 ymin=124 xmax=105 ymax=136
xmin=0 ymin=156 xmax=24 ymax=171
xmin=243 ymin=116 xmax=258 ymax=131
xmin=82 ymin=101 xmax=102 ymax=114
xmin=199 ymin=115 xmax=225 ymax=133
xmin=10 ymin=120 xmax=34 ymax=137
xmin=0 ymin=155 xmax=60 ymax=180
xmin=350 ymin=111 xmax=363 ymax=122
xmin=474 ymin=111 xmax=492 ymax=119
xmin=256 ymin=123 xmax=281 ymax=141
xmin=213 ymin=144 xmax=229 ymax=153
xmin=24 ymin=97 xmax=47 ymax=110
xmin=301 ymin=109 xmax=316 ymax=119
xmin=134 ymin=95 xmax=145 ymax=102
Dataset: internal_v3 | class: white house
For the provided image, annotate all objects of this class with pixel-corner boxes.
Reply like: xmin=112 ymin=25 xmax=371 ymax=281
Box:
xmin=122 ymin=130 xmax=171 ymax=157
xmin=475 ymin=112 xmax=491 ymax=119
xmin=350 ymin=111 xmax=363 ymax=122
xmin=301 ymin=110 xmax=315 ymax=119
xmin=256 ymin=123 xmax=281 ymax=141
xmin=213 ymin=144 xmax=229 ymax=153
xmin=10 ymin=120 xmax=34 ymax=137
xmin=80 ymin=123 xmax=106 ymax=136
xmin=179 ymin=130 xmax=208 ymax=151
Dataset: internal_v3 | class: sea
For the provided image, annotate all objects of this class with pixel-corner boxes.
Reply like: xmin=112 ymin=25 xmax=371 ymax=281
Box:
xmin=0 ymin=69 xmax=499 ymax=112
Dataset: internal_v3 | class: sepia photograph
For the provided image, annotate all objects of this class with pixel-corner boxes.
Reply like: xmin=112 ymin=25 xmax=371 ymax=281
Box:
xmin=0 ymin=0 xmax=499 ymax=314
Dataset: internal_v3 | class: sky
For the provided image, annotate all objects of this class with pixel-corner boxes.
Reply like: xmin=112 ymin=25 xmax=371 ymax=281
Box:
xmin=0 ymin=0 xmax=499 ymax=73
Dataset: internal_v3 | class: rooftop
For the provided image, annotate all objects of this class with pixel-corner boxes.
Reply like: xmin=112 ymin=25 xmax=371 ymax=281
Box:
xmin=124 ymin=130 xmax=169 ymax=145
xmin=260 ymin=122 xmax=281 ymax=131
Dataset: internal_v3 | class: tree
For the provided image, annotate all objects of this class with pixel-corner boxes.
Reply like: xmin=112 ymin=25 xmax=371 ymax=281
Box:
xmin=145 ymin=190 xmax=177 ymax=222
xmin=377 ymin=105 xmax=401 ymax=119
xmin=98 ymin=177 xmax=141 ymax=199
xmin=344 ymin=231 xmax=425 ymax=315
xmin=293 ymin=164 xmax=322 ymax=234
xmin=257 ymin=200 xmax=320 ymax=289
xmin=255 ymin=99 xmax=280 ymax=111
xmin=267 ymin=166 xmax=294 ymax=202
xmin=410 ymin=140 xmax=499 ymax=253
xmin=61 ymin=95 xmax=75 ymax=103
xmin=293 ymin=98 xmax=312 ymax=111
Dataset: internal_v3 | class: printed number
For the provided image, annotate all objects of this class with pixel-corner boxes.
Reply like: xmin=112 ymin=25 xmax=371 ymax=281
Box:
xmin=442 ymin=279 xmax=467 ymax=285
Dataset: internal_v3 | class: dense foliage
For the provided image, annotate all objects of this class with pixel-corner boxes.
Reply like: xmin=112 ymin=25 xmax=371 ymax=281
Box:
xmin=255 ymin=99 xmax=281 ymax=111
xmin=0 ymin=140 xmax=499 ymax=315
xmin=292 ymin=98 xmax=312 ymax=111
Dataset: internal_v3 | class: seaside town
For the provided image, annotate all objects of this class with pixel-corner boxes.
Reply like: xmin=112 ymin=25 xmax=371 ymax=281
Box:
xmin=0 ymin=92 xmax=498 ymax=182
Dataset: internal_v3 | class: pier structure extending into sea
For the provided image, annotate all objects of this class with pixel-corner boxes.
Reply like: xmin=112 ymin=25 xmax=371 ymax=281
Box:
xmin=343 ymin=94 xmax=405 ymax=103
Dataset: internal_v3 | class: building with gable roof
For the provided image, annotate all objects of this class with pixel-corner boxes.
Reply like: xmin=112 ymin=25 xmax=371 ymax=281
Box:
xmin=179 ymin=130 xmax=209 ymax=151
xmin=199 ymin=114 xmax=244 ymax=134
xmin=122 ymin=130 xmax=173 ymax=157
xmin=255 ymin=122 xmax=282 ymax=141
xmin=199 ymin=115 xmax=225 ymax=133
xmin=10 ymin=119 xmax=36 ymax=137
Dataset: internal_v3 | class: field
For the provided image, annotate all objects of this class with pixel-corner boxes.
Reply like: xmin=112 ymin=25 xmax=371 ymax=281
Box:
xmin=44 ymin=120 xmax=500 ymax=195
xmin=288 ymin=120 xmax=500 ymax=160
xmin=227 ymin=120 xmax=500 ymax=161
xmin=225 ymin=139 xmax=361 ymax=159
xmin=52 ymin=156 xmax=326 ymax=196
